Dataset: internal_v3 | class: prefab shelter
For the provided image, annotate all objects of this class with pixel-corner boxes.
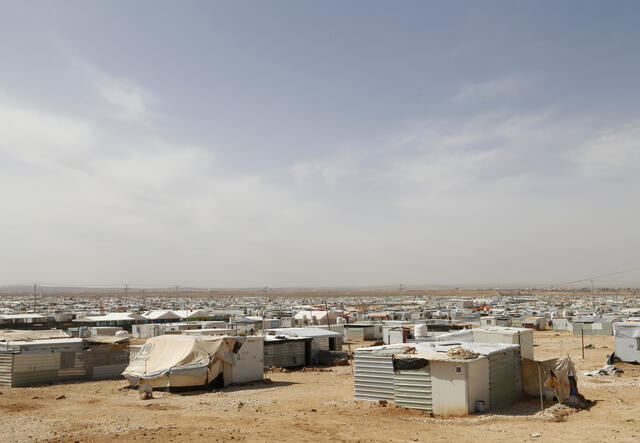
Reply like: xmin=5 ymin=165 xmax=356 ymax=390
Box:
xmin=266 ymin=327 xmax=343 ymax=359
xmin=522 ymin=317 xmax=545 ymax=331
xmin=0 ymin=336 xmax=130 ymax=387
xmin=472 ymin=327 xmax=534 ymax=360
xmin=552 ymin=318 xmax=572 ymax=331
xmin=263 ymin=336 xmax=312 ymax=368
xmin=122 ymin=335 xmax=263 ymax=389
xmin=75 ymin=312 xmax=147 ymax=328
xmin=572 ymin=317 xmax=618 ymax=336
xmin=480 ymin=316 xmax=512 ymax=327
xmin=613 ymin=322 xmax=640 ymax=363
xmin=354 ymin=342 xmax=522 ymax=415
xmin=344 ymin=324 xmax=382 ymax=341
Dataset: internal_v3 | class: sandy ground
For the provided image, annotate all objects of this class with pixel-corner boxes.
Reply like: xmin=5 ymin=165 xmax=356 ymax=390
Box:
xmin=1 ymin=331 xmax=640 ymax=442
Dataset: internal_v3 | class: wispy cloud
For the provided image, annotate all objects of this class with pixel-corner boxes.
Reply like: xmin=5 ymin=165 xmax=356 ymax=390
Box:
xmin=451 ymin=75 xmax=535 ymax=104
xmin=69 ymin=58 xmax=156 ymax=124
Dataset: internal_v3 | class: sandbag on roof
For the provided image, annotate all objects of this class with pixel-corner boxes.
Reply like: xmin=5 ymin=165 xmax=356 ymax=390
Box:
xmin=122 ymin=335 xmax=239 ymax=388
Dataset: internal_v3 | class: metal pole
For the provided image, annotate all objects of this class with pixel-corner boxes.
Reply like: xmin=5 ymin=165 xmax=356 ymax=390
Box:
xmin=581 ymin=329 xmax=585 ymax=359
xmin=33 ymin=283 xmax=37 ymax=313
xmin=325 ymin=300 xmax=331 ymax=331
xmin=537 ymin=362 xmax=544 ymax=411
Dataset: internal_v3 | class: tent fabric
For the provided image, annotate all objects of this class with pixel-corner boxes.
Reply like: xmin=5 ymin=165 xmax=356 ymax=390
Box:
xmin=613 ymin=322 xmax=640 ymax=338
xmin=543 ymin=357 xmax=577 ymax=402
xmin=122 ymin=335 xmax=239 ymax=387
xmin=523 ymin=357 xmax=577 ymax=402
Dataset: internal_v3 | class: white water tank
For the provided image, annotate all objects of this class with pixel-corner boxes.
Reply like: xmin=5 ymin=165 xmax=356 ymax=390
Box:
xmin=414 ymin=324 xmax=428 ymax=338
xmin=115 ymin=330 xmax=130 ymax=339
xmin=337 ymin=317 xmax=347 ymax=325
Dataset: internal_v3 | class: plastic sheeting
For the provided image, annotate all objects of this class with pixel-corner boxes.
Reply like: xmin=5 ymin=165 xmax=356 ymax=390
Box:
xmin=613 ymin=322 xmax=640 ymax=338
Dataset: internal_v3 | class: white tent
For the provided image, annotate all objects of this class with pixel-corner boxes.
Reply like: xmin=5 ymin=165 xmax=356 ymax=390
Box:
xmin=123 ymin=335 xmax=263 ymax=388
xmin=141 ymin=310 xmax=181 ymax=321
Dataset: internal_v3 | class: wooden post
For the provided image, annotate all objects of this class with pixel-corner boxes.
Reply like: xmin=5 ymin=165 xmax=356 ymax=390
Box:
xmin=581 ymin=329 xmax=585 ymax=359
xmin=537 ymin=362 xmax=544 ymax=411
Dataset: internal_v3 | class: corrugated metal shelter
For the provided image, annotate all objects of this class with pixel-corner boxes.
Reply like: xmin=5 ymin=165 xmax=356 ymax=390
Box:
xmin=353 ymin=347 xmax=399 ymax=402
xmin=488 ymin=349 xmax=522 ymax=409
xmin=263 ymin=336 xmax=311 ymax=368
xmin=393 ymin=365 xmax=432 ymax=411
xmin=0 ymin=337 xmax=130 ymax=387
xmin=572 ymin=317 xmax=618 ymax=336
xmin=266 ymin=328 xmax=343 ymax=358
xmin=344 ymin=324 xmax=382 ymax=341
xmin=472 ymin=327 xmax=534 ymax=360
xmin=354 ymin=342 xmax=522 ymax=415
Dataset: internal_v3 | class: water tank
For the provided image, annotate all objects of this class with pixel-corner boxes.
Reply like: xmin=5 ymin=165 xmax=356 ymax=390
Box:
xmin=414 ymin=324 xmax=428 ymax=338
xmin=337 ymin=317 xmax=347 ymax=325
xmin=115 ymin=330 xmax=130 ymax=339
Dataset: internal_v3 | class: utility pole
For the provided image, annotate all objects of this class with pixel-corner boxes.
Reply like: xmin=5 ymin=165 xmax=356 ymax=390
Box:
xmin=324 ymin=300 xmax=331 ymax=331
xmin=124 ymin=283 xmax=128 ymax=309
xmin=33 ymin=283 xmax=37 ymax=313
xmin=591 ymin=280 xmax=595 ymax=308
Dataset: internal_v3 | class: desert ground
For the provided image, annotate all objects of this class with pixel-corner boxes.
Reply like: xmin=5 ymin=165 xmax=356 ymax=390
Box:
xmin=1 ymin=331 xmax=639 ymax=442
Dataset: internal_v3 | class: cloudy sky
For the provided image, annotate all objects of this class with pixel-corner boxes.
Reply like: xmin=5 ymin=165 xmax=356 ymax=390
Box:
xmin=1 ymin=1 xmax=640 ymax=288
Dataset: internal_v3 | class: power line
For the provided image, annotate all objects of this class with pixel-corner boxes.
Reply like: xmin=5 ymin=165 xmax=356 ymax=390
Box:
xmin=551 ymin=265 xmax=640 ymax=288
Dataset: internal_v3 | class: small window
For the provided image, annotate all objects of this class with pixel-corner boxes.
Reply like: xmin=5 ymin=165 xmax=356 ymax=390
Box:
xmin=455 ymin=366 xmax=463 ymax=374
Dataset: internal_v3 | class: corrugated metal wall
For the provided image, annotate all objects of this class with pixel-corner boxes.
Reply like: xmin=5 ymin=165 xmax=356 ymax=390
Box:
xmin=86 ymin=345 xmax=130 ymax=380
xmin=393 ymin=365 xmax=432 ymax=411
xmin=264 ymin=341 xmax=306 ymax=368
xmin=573 ymin=322 xmax=614 ymax=336
xmin=12 ymin=353 xmax=63 ymax=387
xmin=312 ymin=337 xmax=329 ymax=352
xmin=4 ymin=344 xmax=130 ymax=386
xmin=354 ymin=353 xmax=395 ymax=402
xmin=0 ymin=352 xmax=14 ymax=386
xmin=489 ymin=351 xmax=520 ymax=409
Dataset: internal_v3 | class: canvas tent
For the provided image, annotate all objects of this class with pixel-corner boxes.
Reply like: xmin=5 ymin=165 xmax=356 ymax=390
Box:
xmin=123 ymin=335 xmax=263 ymax=388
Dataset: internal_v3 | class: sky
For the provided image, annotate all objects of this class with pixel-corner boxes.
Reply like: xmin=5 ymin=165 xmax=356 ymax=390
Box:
xmin=1 ymin=1 xmax=640 ymax=288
